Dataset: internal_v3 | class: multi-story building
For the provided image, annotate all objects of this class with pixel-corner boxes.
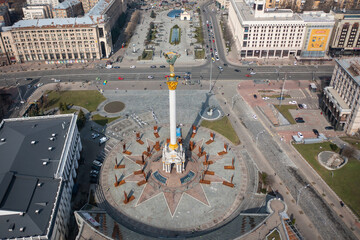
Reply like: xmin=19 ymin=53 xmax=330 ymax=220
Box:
xmin=216 ymin=0 xmax=230 ymax=9
xmin=0 ymin=114 xmax=82 ymax=240
xmin=79 ymin=0 xmax=99 ymax=13
xmin=0 ymin=0 xmax=126 ymax=63
xmin=52 ymin=0 xmax=84 ymax=18
xmin=27 ymin=0 xmax=61 ymax=8
xmin=322 ymin=59 xmax=360 ymax=133
xmin=329 ymin=10 xmax=360 ymax=57
xmin=0 ymin=5 xmax=11 ymax=26
xmin=228 ymin=0 xmax=334 ymax=59
xmin=22 ymin=5 xmax=53 ymax=19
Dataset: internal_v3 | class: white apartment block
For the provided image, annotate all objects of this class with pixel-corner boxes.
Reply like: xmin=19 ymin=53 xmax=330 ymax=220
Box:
xmin=22 ymin=5 xmax=53 ymax=19
xmin=0 ymin=0 xmax=126 ymax=63
xmin=27 ymin=0 xmax=61 ymax=8
xmin=0 ymin=114 xmax=82 ymax=240
xmin=323 ymin=59 xmax=360 ymax=134
xmin=228 ymin=0 xmax=334 ymax=59
xmin=217 ymin=0 xmax=230 ymax=9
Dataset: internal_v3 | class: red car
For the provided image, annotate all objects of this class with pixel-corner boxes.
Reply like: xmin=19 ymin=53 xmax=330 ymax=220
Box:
xmin=118 ymin=77 xmax=124 ymax=80
xmin=245 ymin=74 xmax=251 ymax=77
xmin=212 ymin=39 xmax=215 ymax=43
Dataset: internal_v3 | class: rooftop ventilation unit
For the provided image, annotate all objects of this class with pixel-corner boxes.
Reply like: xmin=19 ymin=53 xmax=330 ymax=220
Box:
xmin=0 ymin=138 xmax=5 ymax=142
xmin=19 ymin=212 xmax=24 ymax=216
xmin=49 ymin=137 xmax=55 ymax=141
xmin=31 ymin=141 xmax=37 ymax=145
xmin=20 ymin=227 xmax=25 ymax=232
xmin=37 ymin=182 xmax=43 ymax=187
xmin=42 ymin=162 xmax=48 ymax=166
xmin=48 ymin=147 xmax=54 ymax=151
xmin=35 ymin=209 xmax=40 ymax=214
xmin=51 ymin=133 xmax=56 ymax=137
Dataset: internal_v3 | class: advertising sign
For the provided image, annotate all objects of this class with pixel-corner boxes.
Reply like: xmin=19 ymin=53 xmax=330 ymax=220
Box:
xmin=307 ymin=29 xmax=330 ymax=51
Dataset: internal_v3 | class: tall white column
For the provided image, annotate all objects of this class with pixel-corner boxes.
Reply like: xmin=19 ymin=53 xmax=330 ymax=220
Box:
xmin=169 ymin=89 xmax=177 ymax=149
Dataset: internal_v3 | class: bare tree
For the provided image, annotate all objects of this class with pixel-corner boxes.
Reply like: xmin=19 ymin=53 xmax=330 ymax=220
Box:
xmin=341 ymin=145 xmax=357 ymax=159
xmin=55 ymin=83 xmax=61 ymax=92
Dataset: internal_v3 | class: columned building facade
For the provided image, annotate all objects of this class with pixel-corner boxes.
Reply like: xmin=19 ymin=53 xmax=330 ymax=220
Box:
xmin=322 ymin=59 xmax=360 ymax=133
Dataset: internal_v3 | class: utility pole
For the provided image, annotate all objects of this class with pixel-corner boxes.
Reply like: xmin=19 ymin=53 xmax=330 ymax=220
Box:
xmin=279 ymin=73 xmax=286 ymax=107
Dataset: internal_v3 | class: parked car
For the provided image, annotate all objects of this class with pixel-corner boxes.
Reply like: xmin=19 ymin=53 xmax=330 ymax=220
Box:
xmin=313 ymin=129 xmax=319 ymax=136
xmin=147 ymin=75 xmax=154 ymax=79
xmin=253 ymin=94 xmax=257 ymax=99
xmin=92 ymin=160 xmax=102 ymax=170
xmin=99 ymin=136 xmax=108 ymax=145
xmin=216 ymin=56 xmax=220 ymax=61
xmin=223 ymin=63 xmax=228 ymax=67
xmin=302 ymin=104 xmax=307 ymax=109
xmin=245 ymin=74 xmax=251 ymax=77
xmin=113 ymin=66 xmax=120 ymax=69
xmin=234 ymin=69 xmax=240 ymax=72
xmin=130 ymin=65 xmax=136 ymax=69
xmin=25 ymin=78 xmax=33 ymax=81
xmin=297 ymin=132 xmax=303 ymax=138
xmin=295 ymin=117 xmax=305 ymax=123
xmin=289 ymin=101 xmax=297 ymax=104
xmin=298 ymin=104 xmax=303 ymax=109
xmin=150 ymin=65 xmax=156 ymax=68
xmin=218 ymin=66 xmax=223 ymax=71
xmin=160 ymin=65 xmax=166 ymax=68
xmin=90 ymin=170 xmax=99 ymax=176
xmin=51 ymin=78 xmax=61 ymax=82
xmin=325 ymin=126 xmax=334 ymax=130
xmin=118 ymin=77 xmax=124 ymax=80
xmin=277 ymin=96 xmax=285 ymax=100
xmin=262 ymin=97 xmax=269 ymax=100
xmin=37 ymin=83 xmax=44 ymax=87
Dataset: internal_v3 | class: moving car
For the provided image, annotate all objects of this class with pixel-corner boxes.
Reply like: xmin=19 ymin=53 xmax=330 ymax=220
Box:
xmin=234 ymin=69 xmax=240 ymax=72
xmin=218 ymin=66 xmax=223 ymax=71
xmin=150 ymin=65 xmax=156 ymax=68
xmin=325 ymin=126 xmax=334 ymax=130
xmin=147 ymin=75 xmax=154 ymax=79
xmin=262 ymin=97 xmax=269 ymax=100
xmin=25 ymin=78 xmax=33 ymax=81
xmin=160 ymin=65 xmax=166 ymax=68
xmin=113 ymin=66 xmax=120 ymax=69
xmin=289 ymin=100 xmax=297 ymax=105
xmin=51 ymin=78 xmax=61 ymax=82
xmin=245 ymin=74 xmax=251 ymax=77
xmin=130 ymin=65 xmax=136 ymax=69
xmin=223 ymin=63 xmax=228 ymax=67
xmin=91 ymin=133 xmax=100 ymax=139
xmin=118 ymin=77 xmax=124 ymax=80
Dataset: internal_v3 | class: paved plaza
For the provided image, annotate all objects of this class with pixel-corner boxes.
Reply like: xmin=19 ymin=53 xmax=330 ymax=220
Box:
xmin=125 ymin=8 xmax=204 ymax=65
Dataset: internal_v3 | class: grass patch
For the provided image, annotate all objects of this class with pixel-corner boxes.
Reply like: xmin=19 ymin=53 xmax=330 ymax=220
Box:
xmin=274 ymin=105 xmax=297 ymax=124
xmin=61 ymin=108 xmax=78 ymax=114
xmin=195 ymin=49 xmax=205 ymax=59
xmin=201 ymin=116 xmax=240 ymax=145
xmin=91 ymin=114 xmax=120 ymax=126
xmin=194 ymin=26 xmax=204 ymax=45
xmin=267 ymin=229 xmax=281 ymax=240
xmin=264 ymin=94 xmax=292 ymax=98
xmin=44 ymin=90 xmax=106 ymax=112
xmin=293 ymin=142 xmax=360 ymax=218
xmin=139 ymin=50 xmax=153 ymax=60
xmin=340 ymin=137 xmax=360 ymax=150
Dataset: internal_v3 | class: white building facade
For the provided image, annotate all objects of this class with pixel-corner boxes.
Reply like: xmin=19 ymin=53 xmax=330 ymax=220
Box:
xmin=22 ymin=5 xmax=53 ymax=19
xmin=27 ymin=0 xmax=61 ymax=8
xmin=228 ymin=0 xmax=334 ymax=59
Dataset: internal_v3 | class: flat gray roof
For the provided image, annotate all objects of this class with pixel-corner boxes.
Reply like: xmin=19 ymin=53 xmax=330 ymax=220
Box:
xmin=337 ymin=58 xmax=360 ymax=85
xmin=54 ymin=0 xmax=81 ymax=9
xmin=0 ymin=114 xmax=75 ymax=238
xmin=234 ymin=1 xmax=302 ymax=22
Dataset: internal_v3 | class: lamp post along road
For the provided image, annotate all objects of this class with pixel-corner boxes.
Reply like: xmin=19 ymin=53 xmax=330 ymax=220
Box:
xmin=297 ymin=183 xmax=311 ymax=205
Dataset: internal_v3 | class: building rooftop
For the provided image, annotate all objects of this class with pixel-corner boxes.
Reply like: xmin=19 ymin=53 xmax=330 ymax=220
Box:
xmin=53 ymin=0 xmax=81 ymax=9
xmin=87 ymin=0 xmax=113 ymax=17
xmin=0 ymin=114 xmax=75 ymax=238
xmin=337 ymin=58 xmax=360 ymax=85
xmin=300 ymin=11 xmax=335 ymax=23
xmin=233 ymin=0 xmax=302 ymax=23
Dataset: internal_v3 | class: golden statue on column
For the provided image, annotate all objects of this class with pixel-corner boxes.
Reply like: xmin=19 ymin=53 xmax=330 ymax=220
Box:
xmin=162 ymin=52 xmax=185 ymax=174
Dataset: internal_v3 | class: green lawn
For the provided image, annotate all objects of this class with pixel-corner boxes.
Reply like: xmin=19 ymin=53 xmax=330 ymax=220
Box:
xmin=194 ymin=26 xmax=204 ymax=45
xmin=44 ymin=90 xmax=105 ymax=112
xmin=140 ymin=50 xmax=153 ymax=60
xmin=266 ymin=229 xmax=281 ymax=240
xmin=91 ymin=114 xmax=120 ymax=126
xmin=274 ymin=105 xmax=297 ymax=124
xmin=340 ymin=137 xmax=360 ymax=150
xmin=201 ymin=116 xmax=240 ymax=145
xmin=195 ymin=49 xmax=205 ymax=59
xmin=293 ymin=142 xmax=360 ymax=218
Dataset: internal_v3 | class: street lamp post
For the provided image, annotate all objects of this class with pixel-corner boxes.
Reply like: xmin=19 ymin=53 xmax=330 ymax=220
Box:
xmin=297 ymin=183 xmax=310 ymax=205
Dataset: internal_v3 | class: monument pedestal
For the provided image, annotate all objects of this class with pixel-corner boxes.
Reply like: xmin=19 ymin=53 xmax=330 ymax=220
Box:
xmin=162 ymin=143 xmax=185 ymax=173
